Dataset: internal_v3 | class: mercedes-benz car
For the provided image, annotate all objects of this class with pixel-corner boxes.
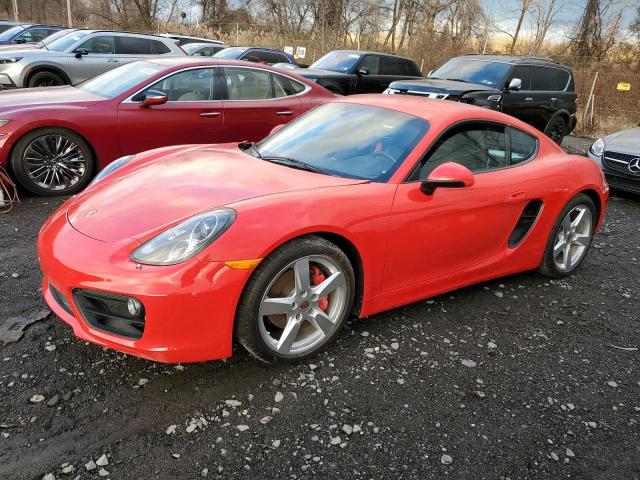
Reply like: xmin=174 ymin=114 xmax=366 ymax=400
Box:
xmin=588 ymin=126 xmax=640 ymax=194
xmin=0 ymin=29 xmax=184 ymax=89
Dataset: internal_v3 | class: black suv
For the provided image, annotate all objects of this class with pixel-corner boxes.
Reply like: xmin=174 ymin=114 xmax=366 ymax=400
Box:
xmin=295 ymin=50 xmax=423 ymax=95
xmin=386 ymin=55 xmax=577 ymax=143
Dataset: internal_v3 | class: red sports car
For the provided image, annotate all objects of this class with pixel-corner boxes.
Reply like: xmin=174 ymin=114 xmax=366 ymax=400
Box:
xmin=38 ymin=95 xmax=608 ymax=364
xmin=0 ymin=57 xmax=333 ymax=196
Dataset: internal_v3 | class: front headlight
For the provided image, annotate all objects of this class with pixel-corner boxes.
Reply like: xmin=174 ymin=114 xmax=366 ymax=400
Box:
xmin=131 ymin=209 xmax=236 ymax=265
xmin=89 ymin=155 xmax=136 ymax=187
xmin=0 ymin=57 xmax=22 ymax=64
xmin=590 ymin=138 xmax=605 ymax=157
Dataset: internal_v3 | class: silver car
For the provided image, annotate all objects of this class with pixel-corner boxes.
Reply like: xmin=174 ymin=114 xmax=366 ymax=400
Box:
xmin=0 ymin=29 xmax=184 ymax=89
xmin=588 ymin=126 xmax=640 ymax=194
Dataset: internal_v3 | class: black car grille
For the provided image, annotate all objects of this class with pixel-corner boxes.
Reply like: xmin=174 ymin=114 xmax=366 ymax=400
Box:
xmin=73 ymin=289 xmax=145 ymax=339
xmin=50 ymin=284 xmax=73 ymax=315
xmin=604 ymin=173 xmax=640 ymax=194
xmin=603 ymin=151 xmax=640 ymax=177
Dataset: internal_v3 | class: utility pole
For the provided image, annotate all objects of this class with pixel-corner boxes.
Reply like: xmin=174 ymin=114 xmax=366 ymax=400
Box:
xmin=66 ymin=0 xmax=73 ymax=27
xmin=12 ymin=0 xmax=18 ymax=21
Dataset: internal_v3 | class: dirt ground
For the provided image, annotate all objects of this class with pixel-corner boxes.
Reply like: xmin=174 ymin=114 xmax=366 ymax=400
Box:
xmin=1 ymin=142 xmax=639 ymax=480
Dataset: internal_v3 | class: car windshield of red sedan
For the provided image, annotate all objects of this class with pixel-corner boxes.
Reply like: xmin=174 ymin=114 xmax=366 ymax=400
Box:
xmin=77 ymin=61 xmax=166 ymax=98
xmin=256 ymin=103 xmax=429 ymax=182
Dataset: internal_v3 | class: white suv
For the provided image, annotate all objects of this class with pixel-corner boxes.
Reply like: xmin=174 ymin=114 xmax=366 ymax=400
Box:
xmin=0 ymin=29 xmax=184 ymax=88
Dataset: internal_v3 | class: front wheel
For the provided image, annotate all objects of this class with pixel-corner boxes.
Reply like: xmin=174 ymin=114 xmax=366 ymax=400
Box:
xmin=235 ymin=236 xmax=355 ymax=363
xmin=538 ymin=193 xmax=596 ymax=278
xmin=27 ymin=71 xmax=66 ymax=88
xmin=10 ymin=128 xmax=95 ymax=196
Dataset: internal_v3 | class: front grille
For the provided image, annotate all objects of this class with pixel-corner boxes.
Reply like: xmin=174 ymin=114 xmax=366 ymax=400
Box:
xmin=603 ymin=151 xmax=640 ymax=177
xmin=50 ymin=284 xmax=73 ymax=315
xmin=396 ymin=90 xmax=454 ymax=100
xmin=73 ymin=289 xmax=145 ymax=339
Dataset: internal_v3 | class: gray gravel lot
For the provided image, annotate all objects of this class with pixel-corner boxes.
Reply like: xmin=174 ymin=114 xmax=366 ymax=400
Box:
xmin=0 ymin=140 xmax=639 ymax=480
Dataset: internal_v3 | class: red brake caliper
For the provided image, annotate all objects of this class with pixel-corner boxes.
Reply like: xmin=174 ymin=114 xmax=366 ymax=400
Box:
xmin=310 ymin=265 xmax=329 ymax=311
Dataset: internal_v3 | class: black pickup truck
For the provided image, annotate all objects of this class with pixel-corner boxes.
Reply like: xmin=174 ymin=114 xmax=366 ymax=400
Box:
xmin=294 ymin=50 xmax=423 ymax=95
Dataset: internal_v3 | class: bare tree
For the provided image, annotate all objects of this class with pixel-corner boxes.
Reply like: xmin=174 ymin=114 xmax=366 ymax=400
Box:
xmin=528 ymin=0 xmax=560 ymax=53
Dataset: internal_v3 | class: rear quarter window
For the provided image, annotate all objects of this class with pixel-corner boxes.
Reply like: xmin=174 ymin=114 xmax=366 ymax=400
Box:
xmin=531 ymin=66 xmax=570 ymax=91
xmin=151 ymin=40 xmax=171 ymax=54
xmin=508 ymin=127 xmax=538 ymax=164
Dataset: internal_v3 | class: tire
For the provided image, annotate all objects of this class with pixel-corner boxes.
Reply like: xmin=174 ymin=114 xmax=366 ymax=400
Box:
xmin=27 ymin=70 xmax=66 ymax=88
xmin=544 ymin=115 xmax=566 ymax=145
xmin=235 ymin=235 xmax=355 ymax=364
xmin=538 ymin=193 xmax=596 ymax=278
xmin=10 ymin=128 xmax=95 ymax=196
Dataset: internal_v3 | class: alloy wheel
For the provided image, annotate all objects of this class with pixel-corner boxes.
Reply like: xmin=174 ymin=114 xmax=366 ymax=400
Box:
xmin=258 ymin=255 xmax=348 ymax=357
xmin=23 ymin=134 xmax=87 ymax=192
xmin=553 ymin=205 xmax=592 ymax=272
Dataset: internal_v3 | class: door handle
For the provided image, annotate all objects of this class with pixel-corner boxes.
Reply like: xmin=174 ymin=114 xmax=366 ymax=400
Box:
xmin=200 ymin=112 xmax=221 ymax=118
xmin=550 ymin=97 xmax=558 ymax=103
xmin=107 ymin=58 xmax=119 ymax=63
xmin=524 ymin=97 xmax=533 ymax=102
xmin=506 ymin=191 xmax=527 ymax=203
xmin=276 ymin=111 xmax=294 ymax=116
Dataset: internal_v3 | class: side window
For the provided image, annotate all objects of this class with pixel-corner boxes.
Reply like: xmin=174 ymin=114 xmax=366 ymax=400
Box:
xmin=76 ymin=36 xmax=115 ymax=54
xmin=404 ymin=59 xmax=421 ymax=76
xmin=243 ymin=51 xmax=286 ymax=64
xmin=117 ymin=37 xmax=152 ymax=55
xmin=273 ymin=73 xmax=305 ymax=97
xmin=418 ymin=124 xmax=508 ymax=179
xmin=508 ymin=127 xmax=537 ymax=164
xmin=224 ymin=67 xmax=272 ymax=100
xmin=144 ymin=68 xmax=214 ymax=102
xmin=359 ymin=55 xmax=381 ymax=75
xmin=531 ymin=66 xmax=569 ymax=91
xmin=381 ymin=57 xmax=402 ymax=75
xmin=17 ymin=28 xmax=49 ymax=43
xmin=150 ymin=40 xmax=171 ymax=54
xmin=509 ymin=65 xmax=531 ymax=90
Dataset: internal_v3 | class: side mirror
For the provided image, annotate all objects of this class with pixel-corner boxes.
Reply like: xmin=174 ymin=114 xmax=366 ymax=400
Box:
xmin=420 ymin=162 xmax=475 ymax=195
xmin=140 ymin=91 xmax=168 ymax=108
xmin=269 ymin=124 xmax=285 ymax=136
xmin=507 ymin=78 xmax=522 ymax=91
xmin=357 ymin=66 xmax=369 ymax=76
xmin=74 ymin=48 xmax=89 ymax=58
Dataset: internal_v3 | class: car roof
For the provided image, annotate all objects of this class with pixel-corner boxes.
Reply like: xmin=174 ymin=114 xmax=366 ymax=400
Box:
xmin=161 ymin=33 xmax=224 ymax=44
xmin=67 ymin=28 xmax=176 ymax=40
xmin=337 ymin=94 xmax=541 ymax=132
xmin=143 ymin=57 xmax=293 ymax=69
xmin=184 ymin=42 xmax=226 ymax=48
xmin=329 ymin=49 xmax=415 ymax=61
xmin=458 ymin=54 xmax=569 ymax=68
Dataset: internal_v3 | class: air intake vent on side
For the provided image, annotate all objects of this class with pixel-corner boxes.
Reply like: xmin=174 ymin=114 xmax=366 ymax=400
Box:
xmin=509 ymin=200 xmax=543 ymax=248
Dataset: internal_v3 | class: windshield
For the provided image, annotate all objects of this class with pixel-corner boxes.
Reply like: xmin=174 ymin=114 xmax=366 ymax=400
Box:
xmin=430 ymin=59 xmax=511 ymax=88
xmin=213 ymin=47 xmax=246 ymax=59
xmin=77 ymin=61 xmax=165 ymax=98
xmin=47 ymin=30 xmax=91 ymax=52
xmin=0 ymin=25 xmax=25 ymax=41
xmin=310 ymin=51 xmax=362 ymax=73
xmin=257 ymin=103 xmax=429 ymax=182
xmin=42 ymin=29 xmax=73 ymax=46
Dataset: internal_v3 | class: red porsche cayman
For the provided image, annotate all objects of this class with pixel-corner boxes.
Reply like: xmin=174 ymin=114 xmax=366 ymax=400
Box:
xmin=38 ymin=95 xmax=608 ymax=364
xmin=0 ymin=57 xmax=333 ymax=196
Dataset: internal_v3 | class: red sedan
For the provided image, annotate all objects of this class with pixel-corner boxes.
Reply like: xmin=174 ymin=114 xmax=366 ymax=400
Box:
xmin=0 ymin=57 xmax=333 ymax=196
xmin=38 ymin=95 xmax=608 ymax=364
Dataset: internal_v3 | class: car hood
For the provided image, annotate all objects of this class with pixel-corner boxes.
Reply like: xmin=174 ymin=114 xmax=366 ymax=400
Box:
xmin=0 ymin=48 xmax=58 ymax=58
xmin=67 ymin=145 xmax=367 ymax=242
xmin=0 ymin=86 xmax=104 ymax=111
xmin=389 ymin=78 xmax=496 ymax=95
xmin=604 ymin=127 xmax=640 ymax=151
xmin=0 ymin=43 xmax=41 ymax=51
xmin=297 ymin=68 xmax=349 ymax=78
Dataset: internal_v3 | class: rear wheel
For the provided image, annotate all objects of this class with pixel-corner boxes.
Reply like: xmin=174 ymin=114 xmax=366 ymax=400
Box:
xmin=538 ymin=193 xmax=596 ymax=278
xmin=235 ymin=236 xmax=355 ymax=363
xmin=544 ymin=115 xmax=566 ymax=144
xmin=10 ymin=128 xmax=95 ymax=196
xmin=27 ymin=71 xmax=66 ymax=88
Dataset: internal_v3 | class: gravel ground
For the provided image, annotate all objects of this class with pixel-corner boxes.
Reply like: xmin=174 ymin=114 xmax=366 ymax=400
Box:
xmin=1 ymin=141 xmax=639 ymax=480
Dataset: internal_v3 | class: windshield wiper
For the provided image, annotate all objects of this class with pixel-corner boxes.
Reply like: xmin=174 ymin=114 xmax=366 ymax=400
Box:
xmin=238 ymin=141 xmax=262 ymax=159
xmin=262 ymin=156 xmax=327 ymax=175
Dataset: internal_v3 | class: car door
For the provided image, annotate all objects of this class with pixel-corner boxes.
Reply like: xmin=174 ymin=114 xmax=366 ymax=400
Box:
xmin=383 ymin=123 xmax=536 ymax=292
xmin=354 ymin=54 xmax=385 ymax=93
xmin=501 ymin=65 xmax=540 ymax=127
xmin=219 ymin=66 xmax=303 ymax=142
xmin=66 ymin=35 xmax=118 ymax=83
xmin=531 ymin=66 xmax=573 ymax=128
xmin=117 ymin=67 xmax=224 ymax=155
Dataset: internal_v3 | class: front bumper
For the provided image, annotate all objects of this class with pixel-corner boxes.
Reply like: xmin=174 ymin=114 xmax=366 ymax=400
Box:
xmin=38 ymin=207 xmax=252 ymax=363
xmin=587 ymin=151 xmax=640 ymax=195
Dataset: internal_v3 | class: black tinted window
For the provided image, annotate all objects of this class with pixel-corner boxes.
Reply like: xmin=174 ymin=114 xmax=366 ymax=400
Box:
xmin=359 ymin=55 xmax=381 ymax=74
xmin=77 ymin=36 xmax=115 ymax=54
xmin=532 ymin=66 xmax=569 ymax=91
xmin=510 ymin=65 xmax=531 ymax=90
xmin=243 ymin=51 xmax=287 ymax=64
xmin=508 ymin=127 xmax=537 ymax=164
xmin=419 ymin=124 xmax=508 ymax=178
xmin=150 ymin=40 xmax=171 ymax=54
xmin=381 ymin=57 xmax=419 ymax=76
xmin=273 ymin=74 xmax=305 ymax=97
xmin=118 ymin=37 xmax=152 ymax=55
